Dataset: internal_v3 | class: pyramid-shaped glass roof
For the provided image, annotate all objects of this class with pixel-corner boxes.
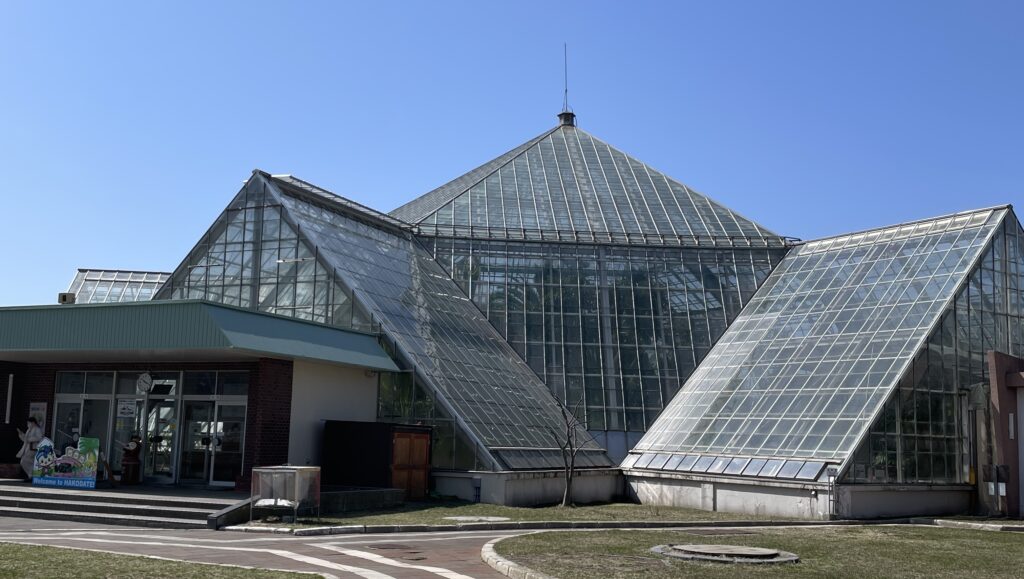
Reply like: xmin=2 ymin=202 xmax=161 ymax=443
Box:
xmin=391 ymin=116 xmax=787 ymax=248
xmin=630 ymin=206 xmax=1007 ymax=473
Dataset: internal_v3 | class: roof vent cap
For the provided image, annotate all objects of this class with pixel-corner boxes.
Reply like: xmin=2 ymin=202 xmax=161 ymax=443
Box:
xmin=557 ymin=111 xmax=576 ymax=127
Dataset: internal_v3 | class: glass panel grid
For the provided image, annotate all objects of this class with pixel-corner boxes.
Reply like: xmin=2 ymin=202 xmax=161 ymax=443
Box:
xmin=67 ymin=270 xmax=170 ymax=303
xmin=392 ymin=125 xmax=785 ymax=247
xmin=635 ymin=208 xmax=1004 ymax=464
xmin=262 ymin=177 xmax=608 ymax=470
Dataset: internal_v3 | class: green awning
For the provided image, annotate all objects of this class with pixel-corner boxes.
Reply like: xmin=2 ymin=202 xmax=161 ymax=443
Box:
xmin=0 ymin=300 xmax=398 ymax=371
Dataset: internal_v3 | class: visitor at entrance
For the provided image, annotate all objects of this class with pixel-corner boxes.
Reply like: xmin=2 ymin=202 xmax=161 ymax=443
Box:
xmin=16 ymin=417 xmax=42 ymax=481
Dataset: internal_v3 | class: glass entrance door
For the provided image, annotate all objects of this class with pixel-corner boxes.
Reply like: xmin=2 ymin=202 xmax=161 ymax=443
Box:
xmin=53 ymin=401 xmax=81 ymax=454
xmin=179 ymin=401 xmax=215 ymax=484
xmin=144 ymin=399 xmax=176 ymax=483
xmin=211 ymin=403 xmax=246 ymax=486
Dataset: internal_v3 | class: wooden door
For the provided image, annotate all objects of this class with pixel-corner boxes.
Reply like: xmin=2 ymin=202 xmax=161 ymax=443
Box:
xmin=391 ymin=431 xmax=430 ymax=500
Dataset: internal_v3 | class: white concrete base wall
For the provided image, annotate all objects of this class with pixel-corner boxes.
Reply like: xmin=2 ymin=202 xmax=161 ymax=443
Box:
xmin=433 ymin=469 xmax=623 ymax=506
xmin=288 ymin=360 xmax=378 ymax=466
xmin=627 ymin=471 xmax=976 ymax=519
xmin=627 ymin=472 xmax=830 ymax=519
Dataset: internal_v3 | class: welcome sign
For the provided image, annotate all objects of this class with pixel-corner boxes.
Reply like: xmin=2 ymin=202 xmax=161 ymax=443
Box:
xmin=32 ymin=436 xmax=99 ymax=489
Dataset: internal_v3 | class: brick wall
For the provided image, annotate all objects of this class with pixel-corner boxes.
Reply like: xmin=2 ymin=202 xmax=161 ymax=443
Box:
xmin=239 ymin=358 xmax=294 ymax=488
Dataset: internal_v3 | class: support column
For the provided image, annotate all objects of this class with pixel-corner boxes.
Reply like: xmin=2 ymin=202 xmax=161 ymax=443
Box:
xmin=240 ymin=358 xmax=293 ymax=489
xmin=986 ymin=351 xmax=1023 ymax=517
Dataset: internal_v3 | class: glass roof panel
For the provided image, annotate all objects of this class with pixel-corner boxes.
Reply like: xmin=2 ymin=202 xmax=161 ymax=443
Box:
xmin=66 ymin=269 xmax=170 ymax=304
xmin=391 ymin=123 xmax=784 ymax=247
xmin=676 ymin=455 xmax=699 ymax=471
xmin=634 ymin=208 xmax=1005 ymax=463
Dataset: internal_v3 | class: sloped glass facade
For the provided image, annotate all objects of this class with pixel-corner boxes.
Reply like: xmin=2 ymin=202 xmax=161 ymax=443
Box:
xmin=268 ymin=176 xmax=609 ymax=470
xmin=67 ymin=269 xmax=169 ymax=303
xmin=631 ymin=208 xmax=1006 ymax=476
xmin=158 ymin=172 xmax=609 ymax=471
xmin=846 ymin=209 xmax=1024 ymax=484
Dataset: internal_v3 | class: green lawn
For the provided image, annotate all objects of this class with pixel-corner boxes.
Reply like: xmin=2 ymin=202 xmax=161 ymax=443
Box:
xmin=0 ymin=543 xmax=307 ymax=579
xmin=281 ymin=500 xmax=790 ymax=527
xmin=494 ymin=526 xmax=1024 ymax=579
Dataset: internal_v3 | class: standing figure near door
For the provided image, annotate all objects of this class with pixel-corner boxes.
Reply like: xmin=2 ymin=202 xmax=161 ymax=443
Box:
xmin=16 ymin=417 xmax=43 ymax=481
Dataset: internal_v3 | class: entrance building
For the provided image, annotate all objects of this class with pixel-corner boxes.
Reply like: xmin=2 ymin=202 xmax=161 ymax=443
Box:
xmin=0 ymin=300 xmax=398 ymax=488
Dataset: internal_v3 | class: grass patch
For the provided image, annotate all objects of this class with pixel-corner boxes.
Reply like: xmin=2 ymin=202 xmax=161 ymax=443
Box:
xmin=494 ymin=526 xmax=1024 ymax=578
xmin=0 ymin=543 xmax=306 ymax=578
xmin=273 ymin=500 xmax=790 ymax=528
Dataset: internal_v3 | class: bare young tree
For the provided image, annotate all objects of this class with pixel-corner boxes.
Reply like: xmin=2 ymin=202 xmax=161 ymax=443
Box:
xmin=550 ymin=397 xmax=585 ymax=508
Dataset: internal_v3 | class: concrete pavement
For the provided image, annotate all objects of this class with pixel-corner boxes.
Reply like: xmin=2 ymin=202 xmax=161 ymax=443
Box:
xmin=0 ymin=517 xmax=512 ymax=578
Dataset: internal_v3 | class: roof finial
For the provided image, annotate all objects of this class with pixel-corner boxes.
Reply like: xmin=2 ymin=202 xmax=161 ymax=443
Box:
xmin=562 ymin=43 xmax=569 ymax=113
xmin=558 ymin=43 xmax=576 ymax=127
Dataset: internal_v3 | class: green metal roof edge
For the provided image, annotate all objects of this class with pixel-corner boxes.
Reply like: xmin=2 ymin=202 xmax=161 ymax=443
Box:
xmin=0 ymin=300 xmax=398 ymax=372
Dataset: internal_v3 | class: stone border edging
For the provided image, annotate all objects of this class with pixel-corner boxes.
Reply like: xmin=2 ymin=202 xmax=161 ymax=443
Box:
xmin=481 ymin=535 xmax=555 ymax=579
xmin=913 ymin=518 xmax=1024 ymax=533
xmin=223 ymin=517 xmax=913 ymax=536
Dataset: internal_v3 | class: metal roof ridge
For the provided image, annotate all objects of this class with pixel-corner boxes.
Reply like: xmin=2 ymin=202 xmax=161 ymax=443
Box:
xmin=800 ymin=204 xmax=1013 ymax=244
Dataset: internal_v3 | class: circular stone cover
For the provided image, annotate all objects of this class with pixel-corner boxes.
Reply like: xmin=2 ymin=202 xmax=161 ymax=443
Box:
xmin=675 ymin=545 xmax=780 ymax=559
xmin=651 ymin=544 xmax=799 ymax=565
xmin=443 ymin=516 xmax=511 ymax=522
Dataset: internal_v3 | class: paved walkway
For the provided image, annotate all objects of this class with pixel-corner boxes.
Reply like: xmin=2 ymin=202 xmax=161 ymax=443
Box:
xmin=0 ymin=517 xmax=510 ymax=578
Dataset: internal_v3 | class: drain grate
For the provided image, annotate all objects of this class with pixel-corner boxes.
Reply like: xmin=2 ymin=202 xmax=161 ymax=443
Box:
xmin=368 ymin=544 xmax=416 ymax=550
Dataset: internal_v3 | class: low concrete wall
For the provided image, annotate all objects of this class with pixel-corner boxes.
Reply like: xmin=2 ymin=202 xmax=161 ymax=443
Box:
xmin=627 ymin=470 xmax=976 ymax=519
xmin=433 ymin=469 xmax=624 ymax=506
xmin=626 ymin=471 xmax=831 ymax=520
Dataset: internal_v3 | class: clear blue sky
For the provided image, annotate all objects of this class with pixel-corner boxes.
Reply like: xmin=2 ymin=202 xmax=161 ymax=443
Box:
xmin=1 ymin=1 xmax=1021 ymax=306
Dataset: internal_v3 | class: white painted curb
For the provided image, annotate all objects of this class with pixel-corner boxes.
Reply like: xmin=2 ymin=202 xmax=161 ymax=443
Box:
xmin=481 ymin=535 xmax=556 ymax=579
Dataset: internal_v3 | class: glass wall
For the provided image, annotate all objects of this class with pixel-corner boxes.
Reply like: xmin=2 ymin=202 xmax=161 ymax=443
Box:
xmin=422 ymin=237 xmax=786 ymax=433
xmin=52 ymin=369 xmax=249 ymax=486
xmin=156 ymin=178 xmax=373 ymax=331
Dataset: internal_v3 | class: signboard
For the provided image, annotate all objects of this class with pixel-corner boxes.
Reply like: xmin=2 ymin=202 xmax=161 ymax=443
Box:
xmin=117 ymin=399 xmax=137 ymax=418
xmin=32 ymin=436 xmax=99 ymax=489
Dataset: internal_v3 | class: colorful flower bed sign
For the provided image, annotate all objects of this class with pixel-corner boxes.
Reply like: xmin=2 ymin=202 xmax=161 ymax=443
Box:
xmin=32 ymin=436 xmax=99 ymax=489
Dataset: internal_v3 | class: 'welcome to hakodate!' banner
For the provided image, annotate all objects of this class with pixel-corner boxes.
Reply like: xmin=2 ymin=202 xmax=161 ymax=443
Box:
xmin=32 ymin=436 xmax=99 ymax=489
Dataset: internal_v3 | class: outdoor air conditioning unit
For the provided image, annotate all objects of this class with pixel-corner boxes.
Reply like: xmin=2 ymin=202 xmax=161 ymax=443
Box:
xmin=57 ymin=292 xmax=76 ymax=305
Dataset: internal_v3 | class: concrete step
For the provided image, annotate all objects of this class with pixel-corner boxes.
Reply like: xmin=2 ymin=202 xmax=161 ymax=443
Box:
xmin=0 ymin=505 xmax=206 ymax=529
xmin=0 ymin=496 xmax=213 ymax=520
xmin=0 ymin=484 xmax=238 ymax=512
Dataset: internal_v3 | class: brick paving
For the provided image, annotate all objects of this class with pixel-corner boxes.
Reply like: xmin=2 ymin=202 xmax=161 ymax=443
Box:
xmin=0 ymin=517 xmax=509 ymax=578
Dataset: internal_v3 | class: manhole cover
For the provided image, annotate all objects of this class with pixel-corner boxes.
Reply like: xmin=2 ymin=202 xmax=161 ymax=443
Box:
xmin=443 ymin=516 xmax=511 ymax=522
xmin=651 ymin=544 xmax=799 ymax=565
